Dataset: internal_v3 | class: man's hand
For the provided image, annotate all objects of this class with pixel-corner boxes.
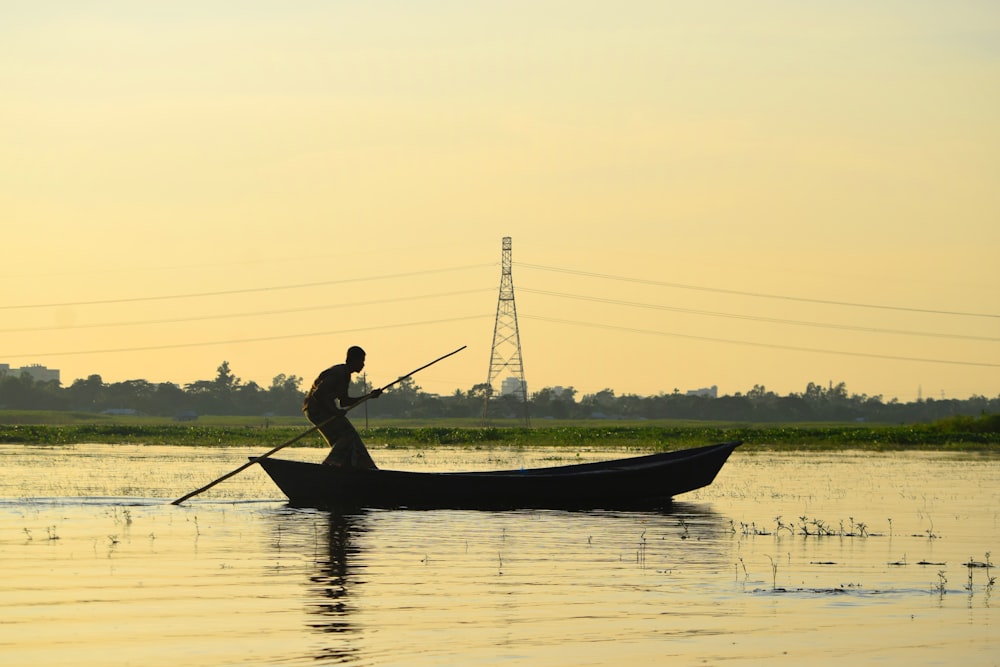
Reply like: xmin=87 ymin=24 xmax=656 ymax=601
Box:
xmin=369 ymin=388 xmax=383 ymax=399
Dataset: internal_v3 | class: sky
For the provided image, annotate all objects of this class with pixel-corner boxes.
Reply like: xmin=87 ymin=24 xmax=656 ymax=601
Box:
xmin=2 ymin=1 xmax=998 ymax=403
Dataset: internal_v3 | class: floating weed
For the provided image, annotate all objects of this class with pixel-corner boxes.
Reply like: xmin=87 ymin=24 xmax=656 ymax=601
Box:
xmin=106 ymin=507 xmax=132 ymax=526
xmin=740 ymin=515 xmax=882 ymax=539
xmin=272 ymin=523 xmax=283 ymax=550
xmin=753 ymin=584 xmax=879 ymax=597
xmin=963 ymin=552 xmax=996 ymax=592
xmin=737 ymin=556 xmax=749 ymax=582
xmin=914 ymin=515 xmax=940 ymax=539
xmin=963 ymin=551 xmax=994 ymax=570
xmin=766 ymin=555 xmax=779 ymax=591
xmin=890 ymin=553 xmax=948 ymax=567
xmin=933 ymin=570 xmax=948 ymax=597
xmin=737 ymin=521 xmax=771 ymax=537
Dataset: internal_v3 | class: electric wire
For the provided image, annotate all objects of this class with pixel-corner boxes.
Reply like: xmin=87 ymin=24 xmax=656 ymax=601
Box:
xmin=4 ymin=261 xmax=995 ymax=373
xmin=518 ymin=288 xmax=1000 ymax=342
xmin=0 ymin=288 xmax=493 ymax=333
xmin=0 ymin=263 xmax=495 ymax=310
xmin=2 ymin=315 xmax=490 ymax=358
xmin=522 ymin=314 xmax=1000 ymax=369
xmin=517 ymin=262 xmax=1000 ymax=320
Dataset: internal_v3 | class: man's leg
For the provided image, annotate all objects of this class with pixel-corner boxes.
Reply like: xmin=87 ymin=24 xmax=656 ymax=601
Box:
xmin=319 ymin=418 xmax=377 ymax=469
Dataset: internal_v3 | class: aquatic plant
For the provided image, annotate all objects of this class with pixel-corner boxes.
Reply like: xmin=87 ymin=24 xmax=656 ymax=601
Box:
xmin=3 ymin=419 xmax=999 ymax=450
xmin=106 ymin=507 xmax=132 ymax=526
xmin=737 ymin=556 xmax=749 ymax=582
xmin=964 ymin=552 xmax=996 ymax=590
xmin=933 ymin=570 xmax=948 ymax=597
xmin=766 ymin=555 xmax=779 ymax=591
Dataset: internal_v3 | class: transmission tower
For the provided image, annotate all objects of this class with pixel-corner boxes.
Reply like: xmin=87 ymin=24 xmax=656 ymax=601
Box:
xmin=483 ymin=237 xmax=530 ymax=425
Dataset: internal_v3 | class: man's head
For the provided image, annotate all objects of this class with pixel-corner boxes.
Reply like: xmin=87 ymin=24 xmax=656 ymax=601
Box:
xmin=346 ymin=346 xmax=366 ymax=373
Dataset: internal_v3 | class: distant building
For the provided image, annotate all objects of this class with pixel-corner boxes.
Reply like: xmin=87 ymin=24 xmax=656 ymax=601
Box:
xmin=500 ymin=376 xmax=526 ymax=396
xmin=0 ymin=363 xmax=60 ymax=384
xmin=686 ymin=385 xmax=718 ymax=398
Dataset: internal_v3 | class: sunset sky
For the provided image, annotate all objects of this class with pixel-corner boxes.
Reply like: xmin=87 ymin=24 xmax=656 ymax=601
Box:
xmin=2 ymin=2 xmax=998 ymax=403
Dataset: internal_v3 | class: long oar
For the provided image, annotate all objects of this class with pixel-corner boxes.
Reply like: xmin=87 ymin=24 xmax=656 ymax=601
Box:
xmin=170 ymin=345 xmax=466 ymax=505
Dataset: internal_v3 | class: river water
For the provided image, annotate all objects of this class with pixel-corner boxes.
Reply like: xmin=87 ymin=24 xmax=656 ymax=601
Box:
xmin=0 ymin=443 xmax=997 ymax=666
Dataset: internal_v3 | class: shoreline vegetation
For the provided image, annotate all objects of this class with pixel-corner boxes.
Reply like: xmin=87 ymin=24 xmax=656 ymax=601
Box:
xmin=0 ymin=411 xmax=997 ymax=452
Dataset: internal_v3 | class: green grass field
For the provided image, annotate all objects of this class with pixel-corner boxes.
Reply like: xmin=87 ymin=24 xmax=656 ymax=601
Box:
xmin=1 ymin=410 xmax=997 ymax=452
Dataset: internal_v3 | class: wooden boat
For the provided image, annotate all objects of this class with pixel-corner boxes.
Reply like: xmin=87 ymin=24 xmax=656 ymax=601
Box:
xmin=256 ymin=441 xmax=740 ymax=510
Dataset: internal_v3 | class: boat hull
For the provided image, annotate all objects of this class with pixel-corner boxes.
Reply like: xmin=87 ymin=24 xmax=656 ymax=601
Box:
xmin=256 ymin=441 xmax=741 ymax=510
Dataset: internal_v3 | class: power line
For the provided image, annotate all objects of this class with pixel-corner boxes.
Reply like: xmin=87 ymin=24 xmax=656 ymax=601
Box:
xmin=6 ymin=259 xmax=995 ymax=374
xmin=519 ymin=288 xmax=1000 ymax=343
xmin=517 ymin=262 xmax=1000 ymax=319
xmin=7 ymin=300 xmax=997 ymax=373
xmin=0 ymin=264 xmax=495 ymax=311
xmin=522 ymin=314 xmax=1000 ymax=369
xmin=0 ymin=288 xmax=492 ymax=333
xmin=2 ymin=314 xmax=490 ymax=359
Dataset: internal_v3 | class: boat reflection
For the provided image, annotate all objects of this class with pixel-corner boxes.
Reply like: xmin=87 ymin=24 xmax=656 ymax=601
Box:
xmin=296 ymin=501 xmax=732 ymax=663
xmin=303 ymin=509 xmax=370 ymax=663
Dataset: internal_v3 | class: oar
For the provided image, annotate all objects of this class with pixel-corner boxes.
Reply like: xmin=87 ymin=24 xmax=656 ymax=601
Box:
xmin=170 ymin=345 xmax=466 ymax=505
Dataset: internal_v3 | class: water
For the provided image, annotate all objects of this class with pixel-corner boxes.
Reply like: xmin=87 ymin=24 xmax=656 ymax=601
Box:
xmin=1 ymin=444 xmax=997 ymax=666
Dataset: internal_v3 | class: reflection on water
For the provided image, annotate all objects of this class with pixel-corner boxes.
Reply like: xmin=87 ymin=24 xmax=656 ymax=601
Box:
xmin=294 ymin=502 xmax=784 ymax=665
xmin=0 ymin=444 xmax=997 ymax=666
xmin=307 ymin=510 xmax=366 ymax=663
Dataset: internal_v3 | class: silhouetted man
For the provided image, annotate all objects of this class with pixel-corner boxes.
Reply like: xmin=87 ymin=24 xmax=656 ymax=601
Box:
xmin=303 ymin=346 xmax=382 ymax=468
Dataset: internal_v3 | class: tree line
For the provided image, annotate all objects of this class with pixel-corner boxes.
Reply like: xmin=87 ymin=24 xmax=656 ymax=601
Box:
xmin=1 ymin=362 xmax=997 ymax=424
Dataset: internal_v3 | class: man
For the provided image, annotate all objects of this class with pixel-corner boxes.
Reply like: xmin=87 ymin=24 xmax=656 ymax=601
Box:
xmin=303 ymin=345 xmax=383 ymax=468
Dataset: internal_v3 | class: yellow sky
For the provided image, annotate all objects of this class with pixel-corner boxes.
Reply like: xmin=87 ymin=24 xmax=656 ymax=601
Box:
xmin=2 ymin=2 xmax=998 ymax=402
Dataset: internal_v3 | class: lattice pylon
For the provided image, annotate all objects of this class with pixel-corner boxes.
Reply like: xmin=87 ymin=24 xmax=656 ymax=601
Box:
xmin=482 ymin=237 xmax=530 ymax=425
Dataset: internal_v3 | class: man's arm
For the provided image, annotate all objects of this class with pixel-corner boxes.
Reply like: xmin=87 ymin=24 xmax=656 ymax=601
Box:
xmin=339 ymin=386 xmax=382 ymax=408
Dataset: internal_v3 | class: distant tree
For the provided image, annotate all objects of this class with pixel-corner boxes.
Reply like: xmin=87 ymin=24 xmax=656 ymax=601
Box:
xmin=154 ymin=382 xmax=189 ymax=417
xmin=214 ymin=361 xmax=240 ymax=392
xmin=581 ymin=388 xmax=617 ymax=416
xmin=373 ymin=376 xmax=421 ymax=417
xmin=67 ymin=374 xmax=105 ymax=411
xmin=106 ymin=380 xmax=156 ymax=412
xmin=11 ymin=364 xmax=1000 ymax=424
xmin=184 ymin=379 xmax=220 ymax=414
xmin=267 ymin=374 xmax=305 ymax=416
